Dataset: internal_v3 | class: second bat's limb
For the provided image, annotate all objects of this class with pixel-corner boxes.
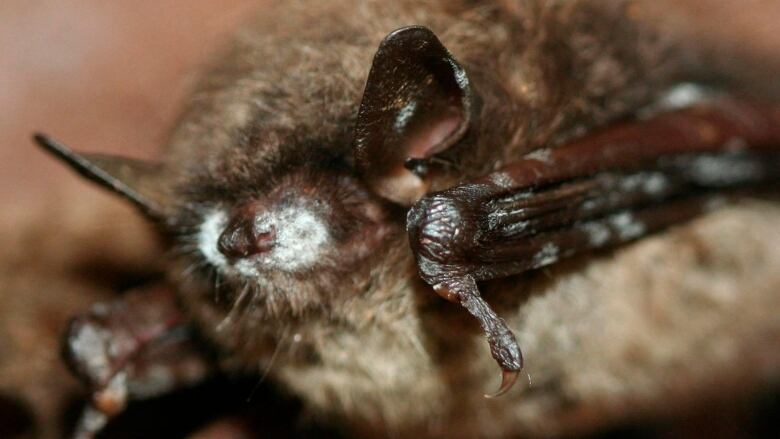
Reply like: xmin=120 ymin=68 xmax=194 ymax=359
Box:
xmin=407 ymin=98 xmax=780 ymax=396
xmin=62 ymin=284 xmax=215 ymax=438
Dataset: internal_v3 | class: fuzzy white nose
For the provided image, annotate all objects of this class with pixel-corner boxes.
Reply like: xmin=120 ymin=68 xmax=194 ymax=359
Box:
xmin=198 ymin=204 xmax=331 ymax=275
xmin=253 ymin=205 xmax=331 ymax=271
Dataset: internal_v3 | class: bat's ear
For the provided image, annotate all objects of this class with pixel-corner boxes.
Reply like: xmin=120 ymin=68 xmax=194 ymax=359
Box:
xmin=354 ymin=26 xmax=473 ymax=205
xmin=33 ymin=133 xmax=169 ymax=220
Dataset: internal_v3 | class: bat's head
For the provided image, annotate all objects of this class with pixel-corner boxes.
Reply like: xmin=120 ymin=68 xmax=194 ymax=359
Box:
xmin=35 ymin=26 xmax=473 ymax=318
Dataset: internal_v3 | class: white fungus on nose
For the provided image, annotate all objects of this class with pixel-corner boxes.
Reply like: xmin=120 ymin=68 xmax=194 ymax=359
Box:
xmin=198 ymin=209 xmax=229 ymax=270
xmin=255 ymin=204 xmax=331 ymax=271
xmin=197 ymin=204 xmax=331 ymax=277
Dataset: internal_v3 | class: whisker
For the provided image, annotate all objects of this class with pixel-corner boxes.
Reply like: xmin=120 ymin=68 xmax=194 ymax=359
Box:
xmin=247 ymin=325 xmax=290 ymax=402
xmin=216 ymin=283 xmax=251 ymax=332
xmin=180 ymin=259 xmax=208 ymax=278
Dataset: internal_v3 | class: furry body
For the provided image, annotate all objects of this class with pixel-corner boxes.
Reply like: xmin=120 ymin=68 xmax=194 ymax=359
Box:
xmin=85 ymin=0 xmax=780 ymax=437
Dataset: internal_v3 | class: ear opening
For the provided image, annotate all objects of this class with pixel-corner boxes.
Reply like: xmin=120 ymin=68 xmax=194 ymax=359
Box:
xmin=33 ymin=133 xmax=168 ymax=219
xmin=354 ymin=26 xmax=473 ymax=205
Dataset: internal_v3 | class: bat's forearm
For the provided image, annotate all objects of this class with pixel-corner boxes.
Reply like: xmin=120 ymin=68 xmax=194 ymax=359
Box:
xmin=410 ymin=99 xmax=780 ymax=283
xmin=407 ymin=98 xmax=780 ymax=395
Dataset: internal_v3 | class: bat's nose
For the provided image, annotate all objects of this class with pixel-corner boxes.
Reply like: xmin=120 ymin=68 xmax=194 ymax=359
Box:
xmin=217 ymin=216 xmax=276 ymax=261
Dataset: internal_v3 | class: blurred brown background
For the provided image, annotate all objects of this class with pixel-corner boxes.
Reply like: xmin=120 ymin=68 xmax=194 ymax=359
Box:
xmin=0 ymin=0 xmax=261 ymax=204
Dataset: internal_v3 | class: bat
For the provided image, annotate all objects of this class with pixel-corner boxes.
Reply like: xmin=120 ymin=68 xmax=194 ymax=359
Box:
xmin=31 ymin=1 xmax=780 ymax=437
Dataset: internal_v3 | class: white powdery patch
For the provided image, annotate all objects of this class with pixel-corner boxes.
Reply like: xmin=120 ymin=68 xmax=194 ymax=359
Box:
xmin=638 ymin=83 xmax=715 ymax=119
xmin=490 ymin=172 xmax=515 ymax=188
xmin=686 ymin=154 xmax=761 ymax=187
xmin=619 ymin=172 xmax=669 ymax=197
xmin=608 ymin=211 xmax=646 ymax=240
xmin=255 ymin=204 xmax=331 ymax=271
xmin=642 ymin=173 xmax=669 ymax=196
xmin=101 ymin=370 xmax=128 ymax=406
xmin=501 ymin=189 xmax=534 ymax=204
xmin=198 ymin=209 xmax=230 ymax=271
xmin=394 ymin=101 xmax=417 ymax=133
xmin=449 ymin=59 xmax=470 ymax=90
xmin=579 ymin=222 xmax=611 ymax=247
xmin=524 ymin=148 xmax=553 ymax=164
xmin=79 ymin=406 xmax=109 ymax=436
xmin=580 ymin=198 xmax=602 ymax=213
xmin=198 ymin=204 xmax=331 ymax=278
xmin=656 ymin=83 xmax=711 ymax=110
xmin=70 ymin=323 xmax=112 ymax=383
xmin=128 ymin=365 xmax=175 ymax=398
xmin=532 ymin=242 xmax=559 ymax=268
xmin=502 ymin=220 xmax=531 ymax=235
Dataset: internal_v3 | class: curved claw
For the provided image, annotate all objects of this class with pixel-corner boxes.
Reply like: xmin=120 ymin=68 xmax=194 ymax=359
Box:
xmin=484 ymin=369 xmax=520 ymax=398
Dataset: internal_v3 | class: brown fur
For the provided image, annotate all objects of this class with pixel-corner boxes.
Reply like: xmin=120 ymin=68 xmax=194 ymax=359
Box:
xmin=122 ymin=0 xmax=780 ymax=437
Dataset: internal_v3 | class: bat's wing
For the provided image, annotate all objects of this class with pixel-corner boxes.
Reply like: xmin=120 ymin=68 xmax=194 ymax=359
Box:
xmin=406 ymin=99 xmax=780 ymax=396
xmin=63 ymin=284 xmax=212 ymax=438
xmin=33 ymin=133 xmax=168 ymax=219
